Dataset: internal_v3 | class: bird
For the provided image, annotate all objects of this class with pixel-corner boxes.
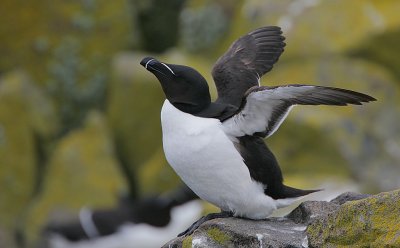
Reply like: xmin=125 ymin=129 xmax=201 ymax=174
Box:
xmin=140 ymin=26 xmax=376 ymax=236
xmin=43 ymin=185 xmax=200 ymax=247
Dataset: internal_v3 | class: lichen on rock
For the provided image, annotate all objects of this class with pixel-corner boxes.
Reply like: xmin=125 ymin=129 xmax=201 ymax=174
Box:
xmin=164 ymin=190 xmax=400 ymax=247
xmin=307 ymin=189 xmax=400 ymax=247
xmin=205 ymin=227 xmax=231 ymax=246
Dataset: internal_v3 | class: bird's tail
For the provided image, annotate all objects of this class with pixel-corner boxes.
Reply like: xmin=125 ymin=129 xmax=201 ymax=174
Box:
xmin=282 ymin=185 xmax=321 ymax=198
xmin=275 ymin=185 xmax=321 ymax=208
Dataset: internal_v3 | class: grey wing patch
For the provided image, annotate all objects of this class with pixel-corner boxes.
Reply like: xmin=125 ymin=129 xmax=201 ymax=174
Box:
xmin=212 ymin=26 xmax=286 ymax=107
xmin=255 ymin=102 xmax=293 ymax=138
xmin=222 ymin=84 xmax=375 ymax=138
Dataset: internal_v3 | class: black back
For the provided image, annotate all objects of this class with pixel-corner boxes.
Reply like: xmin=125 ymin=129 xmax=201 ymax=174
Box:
xmin=236 ymin=136 xmax=284 ymax=199
xmin=236 ymin=136 xmax=319 ymax=199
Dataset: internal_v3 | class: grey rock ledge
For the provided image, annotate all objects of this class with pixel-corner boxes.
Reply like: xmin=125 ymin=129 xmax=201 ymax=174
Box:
xmin=163 ymin=191 xmax=371 ymax=248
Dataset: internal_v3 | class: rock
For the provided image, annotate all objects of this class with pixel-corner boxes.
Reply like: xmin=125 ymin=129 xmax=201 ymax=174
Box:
xmin=163 ymin=217 xmax=308 ymax=248
xmin=285 ymin=192 xmax=371 ymax=225
xmin=307 ymin=189 xmax=400 ymax=247
xmin=330 ymin=191 xmax=371 ymax=205
xmin=164 ymin=190 xmax=400 ymax=247
xmin=286 ymin=201 xmax=339 ymax=225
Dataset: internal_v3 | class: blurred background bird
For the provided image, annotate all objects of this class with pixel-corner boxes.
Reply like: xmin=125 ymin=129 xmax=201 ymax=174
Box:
xmin=0 ymin=0 xmax=399 ymax=247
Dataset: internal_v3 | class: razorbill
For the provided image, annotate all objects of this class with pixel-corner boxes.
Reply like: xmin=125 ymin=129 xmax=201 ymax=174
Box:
xmin=43 ymin=185 xmax=199 ymax=246
xmin=140 ymin=26 xmax=375 ymax=236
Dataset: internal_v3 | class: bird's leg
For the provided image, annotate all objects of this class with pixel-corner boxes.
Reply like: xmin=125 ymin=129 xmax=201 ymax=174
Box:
xmin=178 ymin=210 xmax=233 ymax=237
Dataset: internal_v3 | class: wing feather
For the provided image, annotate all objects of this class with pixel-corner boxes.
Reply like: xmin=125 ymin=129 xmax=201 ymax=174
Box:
xmin=212 ymin=26 xmax=286 ymax=107
xmin=222 ymin=85 xmax=376 ymax=138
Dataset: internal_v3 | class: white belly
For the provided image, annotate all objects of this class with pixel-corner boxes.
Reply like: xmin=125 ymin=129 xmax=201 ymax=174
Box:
xmin=160 ymin=100 xmax=276 ymax=219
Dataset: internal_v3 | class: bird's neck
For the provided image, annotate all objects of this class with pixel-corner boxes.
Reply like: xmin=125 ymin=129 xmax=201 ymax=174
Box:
xmin=171 ymin=101 xmax=210 ymax=115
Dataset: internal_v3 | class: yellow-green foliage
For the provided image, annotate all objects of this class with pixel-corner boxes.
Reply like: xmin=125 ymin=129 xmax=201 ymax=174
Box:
xmin=307 ymin=189 xmax=400 ymax=247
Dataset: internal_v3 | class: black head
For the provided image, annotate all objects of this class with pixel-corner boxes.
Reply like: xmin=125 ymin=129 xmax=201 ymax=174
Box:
xmin=140 ymin=57 xmax=211 ymax=114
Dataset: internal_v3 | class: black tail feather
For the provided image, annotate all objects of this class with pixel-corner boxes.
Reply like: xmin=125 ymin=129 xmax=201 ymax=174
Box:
xmin=281 ymin=185 xmax=322 ymax=198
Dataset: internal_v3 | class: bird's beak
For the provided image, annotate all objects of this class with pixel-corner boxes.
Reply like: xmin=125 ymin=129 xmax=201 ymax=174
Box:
xmin=140 ymin=57 xmax=176 ymax=78
xmin=140 ymin=57 xmax=158 ymax=70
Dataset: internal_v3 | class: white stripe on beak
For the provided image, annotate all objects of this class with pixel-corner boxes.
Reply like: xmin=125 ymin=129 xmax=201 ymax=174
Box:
xmin=145 ymin=58 xmax=156 ymax=69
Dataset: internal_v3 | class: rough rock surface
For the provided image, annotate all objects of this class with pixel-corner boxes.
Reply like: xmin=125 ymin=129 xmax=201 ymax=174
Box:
xmin=329 ymin=191 xmax=371 ymax=205
xmin=163 ymin=217 xmax=308 ymax=248
xmin=163 ymin=190 xmax=399 ymax=248
xmin=307 ymin=189 xmax=400 ymax=247
xmin=286 ymin=201 xmax=339 ymax=225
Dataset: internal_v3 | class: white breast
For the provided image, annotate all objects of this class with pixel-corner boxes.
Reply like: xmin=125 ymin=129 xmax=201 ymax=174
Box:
xmin=160 ymin=100 xmax=277 ymax=219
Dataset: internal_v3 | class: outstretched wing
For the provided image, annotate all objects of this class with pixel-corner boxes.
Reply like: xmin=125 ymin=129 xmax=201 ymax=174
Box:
xmin=212 ymin=26 xmax=286 ymax=107
xmin=222 ymin=85 xmax=376 ymax=138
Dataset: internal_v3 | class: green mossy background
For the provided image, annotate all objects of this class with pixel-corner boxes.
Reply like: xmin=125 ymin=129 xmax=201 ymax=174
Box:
xmin=1 ymin=0 xmax=400 ymax=247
